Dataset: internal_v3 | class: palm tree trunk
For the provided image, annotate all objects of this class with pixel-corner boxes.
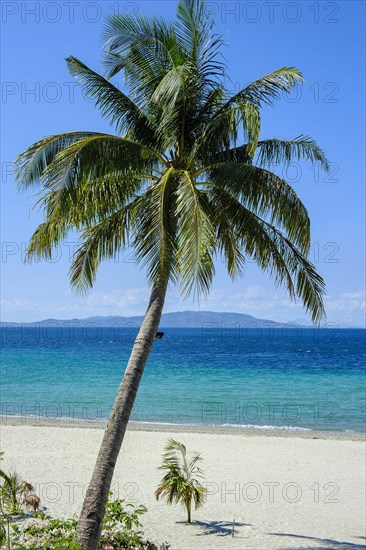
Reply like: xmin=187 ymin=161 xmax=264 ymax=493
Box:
xmin=76 ymin=278 xmax=168 ymax=550
xmin=186 ymin=500 xmax=191 ymax=524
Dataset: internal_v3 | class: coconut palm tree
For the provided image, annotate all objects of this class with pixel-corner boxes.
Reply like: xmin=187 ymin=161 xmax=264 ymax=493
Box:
xmin=15 ymin=1 xmax=328 ymax=547
xmin=156 ymin=439 xmax=206 ymax=524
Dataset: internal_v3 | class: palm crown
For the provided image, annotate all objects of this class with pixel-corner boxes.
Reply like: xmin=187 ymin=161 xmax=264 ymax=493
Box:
xmin=15 ymin=0 xmax=328 ymax=322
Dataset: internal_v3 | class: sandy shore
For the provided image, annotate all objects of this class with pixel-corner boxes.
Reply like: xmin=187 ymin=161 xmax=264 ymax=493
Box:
xmin=1 ymin=421 xmax=365 ymax=549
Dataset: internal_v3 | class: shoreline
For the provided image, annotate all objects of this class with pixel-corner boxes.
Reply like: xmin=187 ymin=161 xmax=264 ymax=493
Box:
xmin=1 ymin=415 xmax=364 ymax=441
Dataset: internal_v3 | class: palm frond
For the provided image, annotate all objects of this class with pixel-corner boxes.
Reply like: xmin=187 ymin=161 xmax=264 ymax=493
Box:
xmin=209 ymin=143 xmax=253 ymax=164
xmin=103 ymin=13 xmax=178 ymax=70
xmin=198 ymin=85 xmax=226 ymax=122
xmin=204 ymin=162 xmax=311 ymax=253
xmin=213 ymin=202 xmax=247 ymax=278
xmin=102 ymin=12 xmax=180 ymax=101
xmin=198 ymin=102 xmax=260 ymax=161
xmin=27 ymin=171 xmax=143 ymax=264
xmin=26 ymin=220 xmax=68 ymax=262
xmin=41 ymin=134 xmax=158 ymax=192
xmin=15 ymin=132 xmax=102 ymax=188
xmin=162 ymin=438 xmax=187 ymax=462
xmin=175 ymin=171 xmax=216 ymax=298
xmin=223 ymin=67 xmax=303 ymax=108
xmin=66 ymin=56 xmax=157 ymax=145
xmin=133 ymin=169 xmax=178 ymax=286
xmin=208 ymin=186 xmax=325 ymax=322
xmin=70 ymin=209 xmax=130 ymax=293
xmin=256 ymin=135 xmax=330 ymax=171
xmin=175 ymin=0 xmax=226 ymax=83
xmin=151 ymin=65 xmax=185 ymax=107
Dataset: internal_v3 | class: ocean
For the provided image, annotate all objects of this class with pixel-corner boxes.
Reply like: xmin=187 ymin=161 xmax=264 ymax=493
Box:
xmin=1 ymin=326 xmax=365 ymax=433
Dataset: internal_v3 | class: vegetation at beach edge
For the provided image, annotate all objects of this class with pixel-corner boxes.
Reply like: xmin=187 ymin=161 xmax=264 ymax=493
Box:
xmin=1 ymin=452 xmax=169 ymax=550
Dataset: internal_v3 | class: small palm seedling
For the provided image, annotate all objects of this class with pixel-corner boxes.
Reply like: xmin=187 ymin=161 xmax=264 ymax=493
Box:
xmin=0 ymin=453 xmax=39 ymax=516
xmin=0 ymin=471 xmax=24 ymax=515
xmin=155 ymin=439 xmax=207 ymax=524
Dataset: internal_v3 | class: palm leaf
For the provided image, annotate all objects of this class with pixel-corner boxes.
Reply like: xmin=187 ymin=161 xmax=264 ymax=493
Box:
xmin=133 ymin=169 xmax=178 ymax=286
xmin=102 ymin=12 xmax=180 ymax=98
xmin=15 ymin=132 xmax=103 ymax=188
xmin=175 ymin=0 xmax=226 ymax=83
xmin=70 ymin=209 xmax=130 ymax=293
xmin=209 ymin=186 xmax=325 ymax=322
xmin=203 ymin=162 xmax=311 ymax=253
xmin=223 ymin=67 xmax=303 ymax=108
xmin=256 ymin=135 xmax=330 ymax=171
xmin=175 ymin=171 xmax=216 ymax=298
xmin=199 ymin=102 xmax=260 ymax=160
xmin=40 ymin=134 xmax=158 ymax=191
xmin=66 ymin=56 xmax=157 ymax=145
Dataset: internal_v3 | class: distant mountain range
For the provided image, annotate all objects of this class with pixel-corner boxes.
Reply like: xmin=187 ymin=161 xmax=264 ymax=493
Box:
xmin=1 ymin=311 xmax=297 ymax=328
xmin=1 ymin=311 xmax=363 ymax=329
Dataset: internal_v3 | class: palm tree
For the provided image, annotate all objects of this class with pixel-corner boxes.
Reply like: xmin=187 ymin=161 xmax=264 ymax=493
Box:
xmin=156 ymin=439 xmax=206 ymax=524
xmin=0 ymin=471 xmax=23 ymax=515
xmin=14 ymin=0 xmax=328 ymax=547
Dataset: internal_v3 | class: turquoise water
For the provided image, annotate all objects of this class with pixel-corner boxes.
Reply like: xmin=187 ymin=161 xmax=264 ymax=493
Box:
xmin=1 ymin=327 xmax=365 ymax=432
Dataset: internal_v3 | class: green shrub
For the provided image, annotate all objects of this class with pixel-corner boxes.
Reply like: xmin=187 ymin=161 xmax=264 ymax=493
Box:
xmin=6 ymin=497 xmax=169 ymax=550
xmin=0 ymin=453 xmax=168 ymax=550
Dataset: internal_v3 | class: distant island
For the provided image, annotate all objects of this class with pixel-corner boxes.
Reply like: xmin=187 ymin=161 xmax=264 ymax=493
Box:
xmin=1 ymin=312 xmax=363 ymax=328
xmin=1 ymin=311 xmax=311 ymax=328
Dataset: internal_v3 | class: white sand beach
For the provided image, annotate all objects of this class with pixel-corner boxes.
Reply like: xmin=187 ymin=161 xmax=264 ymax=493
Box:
xmin=1 ymin=422 xmax=365 ymax=550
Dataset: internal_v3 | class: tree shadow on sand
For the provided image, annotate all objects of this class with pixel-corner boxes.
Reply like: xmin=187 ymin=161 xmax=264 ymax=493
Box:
xmin=10 ymin=505 xmax=49 ymax=524
xmin=9 ymin=513 xmax=31 ymax=523
xmin=269 ymin=532 xmax=366 ymax=549
xmin=175 ymin=519 xmax=250 ymax=536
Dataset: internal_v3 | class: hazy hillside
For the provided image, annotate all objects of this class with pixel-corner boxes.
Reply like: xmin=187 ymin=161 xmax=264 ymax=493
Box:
xmin=1 ymin=310 xmax=290 ymax=328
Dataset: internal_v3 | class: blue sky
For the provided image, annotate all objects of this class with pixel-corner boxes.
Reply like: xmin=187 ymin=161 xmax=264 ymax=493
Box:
xmin=1 ymin=0 xmax=365 ymax=325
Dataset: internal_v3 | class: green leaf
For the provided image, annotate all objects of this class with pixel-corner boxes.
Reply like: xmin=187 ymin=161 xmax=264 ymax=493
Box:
xmin=133 ymin=168 xmax=178 ymax=286
xmin=70 ymin=208 xmax=130 ymax=293
xmin=15 ymin=132 xmax=103 ymax=188
xmin=223 ymin=67 xmax=303 ymax=108
xmin=203 ymin=162 xmax=311 ymax=253
xmin=175 ymin=171 xmax=216 ymax=298
xmin=256 ymin=135 xmax=330 ymax=172
xmin=66 ymin=56 xmax=157 ymax=146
